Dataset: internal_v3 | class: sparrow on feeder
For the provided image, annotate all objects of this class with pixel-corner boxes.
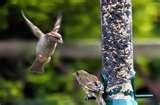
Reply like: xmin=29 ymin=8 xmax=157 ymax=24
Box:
xmin=74 ymin=70 xmax=106 ymax=105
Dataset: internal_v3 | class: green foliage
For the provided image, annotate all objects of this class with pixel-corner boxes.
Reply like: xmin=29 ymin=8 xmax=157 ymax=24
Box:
xmin=0 ymin=0 xmax=159 ymax=40
xmin=0 ymin=58 xmax=100 ymax=105
xmin=0 ymin=0 xmax=100 ymax=41
xmin=148 ymin=58 xmax=160 ymax=80
xmin=0 ymin=80 xmax=23 ymax=103
xmin=133 ymin=0 xmax=160 ymax=38
xmin=0 ymin=8 xmax=8 ymax=30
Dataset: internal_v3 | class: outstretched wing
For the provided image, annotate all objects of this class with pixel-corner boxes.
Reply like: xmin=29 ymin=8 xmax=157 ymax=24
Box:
xmin=52 ymin=13 xmax=62 ymax=33
xmin=47 ymin=13 xmax=63 ymax=44
xmin=21 ymin=11 xmax=44 ymax=38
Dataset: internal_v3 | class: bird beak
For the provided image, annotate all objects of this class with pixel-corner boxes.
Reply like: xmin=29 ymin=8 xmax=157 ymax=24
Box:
xmin=48 ymin=32 xmax=63 ymax=44
xmin=58 ymin=37 xmax=63 ymax=44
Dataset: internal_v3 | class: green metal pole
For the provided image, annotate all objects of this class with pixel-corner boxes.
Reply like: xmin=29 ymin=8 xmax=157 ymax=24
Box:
xmin=100 ymin=0 xmax=137 ymax=105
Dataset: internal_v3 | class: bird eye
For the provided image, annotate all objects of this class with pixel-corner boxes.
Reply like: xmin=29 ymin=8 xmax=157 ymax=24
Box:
xmin=87 ymin=96 xmax=96 ymax=100
xmin=54 ymin=36 xmax=60 ymax=40
xmin=76 ymin=72 xmax=79 ymax=76
xmin=94 ymin=82 xmax=98 ymax=86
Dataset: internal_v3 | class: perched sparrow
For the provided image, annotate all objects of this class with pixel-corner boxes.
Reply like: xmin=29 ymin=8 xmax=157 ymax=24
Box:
xmin=22 ymin=11 xmax=63 ymax=73
xmin=74 ymin=70 xmax=106 ymax=105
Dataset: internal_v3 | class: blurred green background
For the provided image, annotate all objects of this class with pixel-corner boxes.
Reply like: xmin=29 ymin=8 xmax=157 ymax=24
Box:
xmin=0 ymin=0 xmax=159 ymax=105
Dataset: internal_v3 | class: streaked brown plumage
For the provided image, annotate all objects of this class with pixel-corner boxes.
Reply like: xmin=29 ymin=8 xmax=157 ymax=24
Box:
xmin=74 ymin=70 xmax=105 ymax=105
xmin=22 ymin=11 xmax=63 ymax=73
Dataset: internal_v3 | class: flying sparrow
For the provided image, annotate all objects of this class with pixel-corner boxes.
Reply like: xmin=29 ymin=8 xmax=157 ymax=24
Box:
xmin=22 ymin=11 xmax=63 ymax=73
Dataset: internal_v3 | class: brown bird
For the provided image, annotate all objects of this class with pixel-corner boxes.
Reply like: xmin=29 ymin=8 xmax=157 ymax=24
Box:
xmin=22 ymin=11 xmax=63 ymax=73
xmin=74 ymin=70 xmax=106 ymax=105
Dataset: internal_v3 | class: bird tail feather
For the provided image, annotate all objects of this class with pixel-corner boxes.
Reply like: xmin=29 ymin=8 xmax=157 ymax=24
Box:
xmin=30 ymin=58 xmax=44 ymax=73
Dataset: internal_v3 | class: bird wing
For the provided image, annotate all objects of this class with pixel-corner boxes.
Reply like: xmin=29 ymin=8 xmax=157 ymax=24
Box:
xmin=21 ymin=10 xmax=44 ymax=38
xmin=46 ymin=13 xmax=63 ymax=43
xmin=52 ymin=13 xmax=62 ymax=33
